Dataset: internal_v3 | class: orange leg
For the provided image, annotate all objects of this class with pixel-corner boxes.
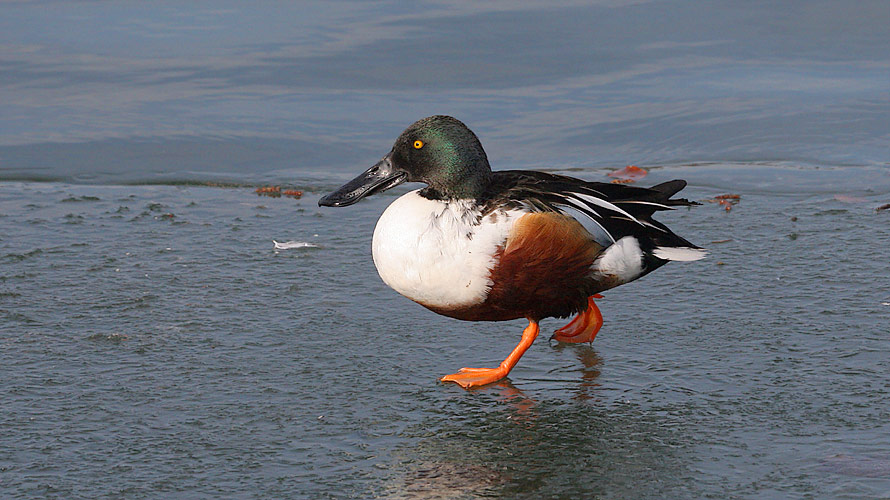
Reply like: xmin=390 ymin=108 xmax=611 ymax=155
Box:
xmin=550 ymin=294 xmax=603 ymax=344
xmin=441 ymin=320 xmax=540 ymax=389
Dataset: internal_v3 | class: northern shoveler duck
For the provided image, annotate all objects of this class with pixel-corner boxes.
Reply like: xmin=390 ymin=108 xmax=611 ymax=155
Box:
xmin=319 ymin=115 xmax=704 ymax=388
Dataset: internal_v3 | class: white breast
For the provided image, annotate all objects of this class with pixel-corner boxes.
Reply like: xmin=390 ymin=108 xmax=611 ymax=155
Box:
xmin=372 ymin=190 xmax=521 ymax=309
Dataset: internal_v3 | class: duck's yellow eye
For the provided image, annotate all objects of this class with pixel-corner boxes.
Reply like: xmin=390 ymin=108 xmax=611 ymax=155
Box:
xmin=413 ymin=140 xmax=424 ymax=149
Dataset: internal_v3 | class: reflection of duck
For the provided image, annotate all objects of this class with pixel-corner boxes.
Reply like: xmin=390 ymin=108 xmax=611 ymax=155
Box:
xmin=319 ymin=116 xmax=704 ymax=388
xmin=552 ymin=342 xmax=604 ymax=401
xmin=491 ymin=380 xmax=537 ymax=423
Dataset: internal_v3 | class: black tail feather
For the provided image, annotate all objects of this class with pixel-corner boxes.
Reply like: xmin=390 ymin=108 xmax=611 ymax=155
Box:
xmin=649 ymin=180 xmax=699 ymax=208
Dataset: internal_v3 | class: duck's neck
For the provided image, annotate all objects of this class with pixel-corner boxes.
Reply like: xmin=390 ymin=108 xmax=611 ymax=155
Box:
xmin=420 ymin=162 xmax=492 ymax=202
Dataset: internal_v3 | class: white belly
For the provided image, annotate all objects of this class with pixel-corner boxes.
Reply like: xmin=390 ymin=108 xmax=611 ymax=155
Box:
xmin=371 ymin=190 xmax=520 ymax=309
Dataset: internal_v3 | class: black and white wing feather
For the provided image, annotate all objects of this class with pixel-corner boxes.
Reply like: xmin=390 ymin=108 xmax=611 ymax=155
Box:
xmin=482 ymin=170 xmax=706 ymax=264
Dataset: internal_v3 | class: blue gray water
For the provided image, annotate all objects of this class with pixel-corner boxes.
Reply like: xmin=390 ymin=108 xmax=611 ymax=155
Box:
xmin=2 ymin=1 xmax=890 ymax=499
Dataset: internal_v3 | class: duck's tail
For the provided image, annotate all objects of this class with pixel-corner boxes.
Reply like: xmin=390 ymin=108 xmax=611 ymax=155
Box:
xmin=622 ymin=179 xmax=706 ymax=262
xmin=574 ymin=179 xmax=706 ymax=288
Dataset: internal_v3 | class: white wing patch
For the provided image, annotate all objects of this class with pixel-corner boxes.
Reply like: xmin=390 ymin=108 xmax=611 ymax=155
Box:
xmin=652 ymin=246 xmax=708 ymax=261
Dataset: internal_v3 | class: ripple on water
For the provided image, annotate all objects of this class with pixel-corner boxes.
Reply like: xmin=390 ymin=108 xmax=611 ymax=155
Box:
xmin=819 ymin=454 xmax=890 ymax=478
xmin=2 ymin=248 xmax=43 ymax=262
xmin=85 ymin=332 xmax=130 ymax=344
xmin=60 ymin=195 xmax=101 ymax=203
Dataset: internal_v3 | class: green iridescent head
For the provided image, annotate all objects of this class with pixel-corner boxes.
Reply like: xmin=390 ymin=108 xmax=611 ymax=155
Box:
xmin=390 ymin=115 xmax=492 ymax=200
xmin=318 ymin=115 xmax=492 ymax=207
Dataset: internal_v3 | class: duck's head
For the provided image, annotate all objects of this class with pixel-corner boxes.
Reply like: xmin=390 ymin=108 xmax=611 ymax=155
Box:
xmin=319 ymin=115 xmax=492 ymax=207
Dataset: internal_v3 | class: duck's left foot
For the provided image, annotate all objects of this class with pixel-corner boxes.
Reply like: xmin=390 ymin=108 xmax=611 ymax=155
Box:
xmin=551 ymin=294 xmax=603 ymax=344
xmin=441 ymin=366 xmax=510 ymax=388
xmin=441 ymin=320 xmax=540 ymax=389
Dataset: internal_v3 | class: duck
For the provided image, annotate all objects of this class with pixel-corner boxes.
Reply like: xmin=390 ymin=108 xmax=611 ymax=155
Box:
xmin=319 ymin=115 xmax=704 ymax=388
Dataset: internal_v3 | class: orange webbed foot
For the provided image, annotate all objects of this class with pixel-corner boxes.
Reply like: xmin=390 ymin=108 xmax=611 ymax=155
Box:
xmin=551 ymin=294 xmax=603 ymax=344
xmin=440 ymin=367 xmax=510 ymax=388
xmin=441 ymin=320 xmax=540 ymax=389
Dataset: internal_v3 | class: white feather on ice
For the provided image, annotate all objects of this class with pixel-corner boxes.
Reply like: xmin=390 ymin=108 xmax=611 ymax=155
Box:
xmin=273 ymin=240 xmax=318 ymax=250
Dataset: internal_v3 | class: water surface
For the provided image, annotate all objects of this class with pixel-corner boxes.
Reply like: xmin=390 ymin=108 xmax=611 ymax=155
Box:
xmin=1 ymin=0 xmax=887 ymax=183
